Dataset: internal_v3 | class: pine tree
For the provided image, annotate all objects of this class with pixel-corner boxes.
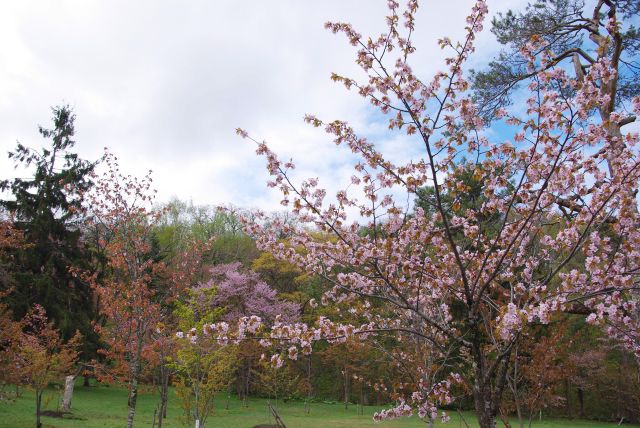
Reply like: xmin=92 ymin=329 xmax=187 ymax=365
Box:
xmin=0 ymin=105 xmax=99 ymax=357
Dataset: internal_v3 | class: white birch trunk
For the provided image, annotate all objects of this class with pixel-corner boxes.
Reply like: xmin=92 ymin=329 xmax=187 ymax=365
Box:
xmin=61 ymin=375 xmax=75 ymax=412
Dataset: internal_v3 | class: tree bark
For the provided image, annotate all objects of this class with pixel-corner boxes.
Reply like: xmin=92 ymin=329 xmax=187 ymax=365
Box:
xmin=61 ymin=375 xmax=75 ymax=412
xmin=245 ymin=361 xmax=251 ymax=404
xmin=508 ymin=347 xmax=524 ymax=428
xmin=305 ymin=355 xmax=312 ymax=414
xmin=157 ymin=362 xmax=169 ymax=428
xmin=35 ymin=390 xmax=42 ymax=428
xmin=471 ymin=335 xmax=511 ymax=428
xmin=475 ymin=398 xmax=497 ymax=428
xmin=343 ymin=366 xmax=349 ymax=410
xmin=161 ymin=378 xmax=169 ymax=419
xmin=472 ymin=351 xmax=496 ymax=428
xmin=126 ymin=359 xmax=140 ymax=428
xmin=577 ymin=387 xmax=585 ymax=418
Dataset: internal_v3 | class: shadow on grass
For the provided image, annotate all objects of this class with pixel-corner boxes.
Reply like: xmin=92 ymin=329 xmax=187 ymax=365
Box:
xmin=39 ymin=409 xmax=87 ymax=420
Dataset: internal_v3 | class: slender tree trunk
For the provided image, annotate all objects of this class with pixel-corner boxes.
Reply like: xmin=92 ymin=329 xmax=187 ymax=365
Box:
xmin=517 ymin=403 xmax=524 ymax=428
xmin=245 ymin=360 xmax=251 ymax=405
xmin=617 ymin=357 xmax=623 ymax=421
xmin=157 ymin=362 xmax=169 ymax=428
xmin=343 ymin=366 xmax=349 ymax=410
xmin=507 ymin=348 xmax=524 ymax=428
xmin=161 ymin=375 xmax=169 ymax=420
xmin=577 ymin=387 xmax=585 ymax=418
xmin=305 ymin=355 xmax=312 ymax=415
xmin=564 ymin=378 xmax=572 ymax=419
xmin=83 ymin=375 xmax=90 ymax=387
xmin=194 ymin=382 xmax=200 ymax=428
xmin=126 ymin=358 xmax=141 ymax=428
xmin=499 ymin=410 xmax=512 ymax=428
xmin=61 ymin=375 xmax=75 ymax=412
xmin=35 ymin=390 xmax=42 ymax=428
xmin=163 ymin=390 xmax=168 ymax=418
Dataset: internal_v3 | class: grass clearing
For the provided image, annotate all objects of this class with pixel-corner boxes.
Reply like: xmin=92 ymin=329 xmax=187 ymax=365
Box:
xmin=0 ymin=383 xmax=636 ymax=428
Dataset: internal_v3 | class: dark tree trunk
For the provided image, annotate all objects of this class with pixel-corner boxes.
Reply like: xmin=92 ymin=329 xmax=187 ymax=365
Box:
xmin=564 ymin=379 xmax=572 ymax=419
xmin=577 ymin=387 xmax=585 ymax=418
xmin=236 ymin=375 xmax=243 ymax=398
xmin=245 ymin=360 xmax=251 ymax=401
xmin=471 ymin=331 xmax=512 ymax=428
xmin=35 ymin=390 xmax=42 ymax=428
xmin=474 ymin=389 xmax=498 ymax=428
xmin=157 ymin=362 xmax=170 ymax=428
xmin=305 ymin=355 xmax=312 ymax=414
xmin=343 ymin=365 xmax=349 ymax=410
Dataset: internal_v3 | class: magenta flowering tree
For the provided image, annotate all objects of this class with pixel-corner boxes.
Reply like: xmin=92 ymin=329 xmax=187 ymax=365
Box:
xmin=229 ymin=1 xmax=640 ymax=427
xmin=181 ymin=264 xmax=299 ymax=408
xmin=194 ymin=262 xmax=299 ymax=324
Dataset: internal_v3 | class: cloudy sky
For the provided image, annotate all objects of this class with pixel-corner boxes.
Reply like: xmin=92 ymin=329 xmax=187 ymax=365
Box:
xmin=0 ymin=0 xmax=523 ymax=212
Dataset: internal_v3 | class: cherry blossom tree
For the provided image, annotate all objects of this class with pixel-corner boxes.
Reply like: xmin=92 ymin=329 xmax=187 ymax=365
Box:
xmin=82 ymin=150 xmax=165 ymax=428
xmin=200 ymin=262 xmax=300 ymax=324
xmin=188 ymin=263 xmax=300 ymax=403
xmin=231 ymin=1 xmax=640 ymax=427
xmin=152 ymin=237 xmax=214 ymax=428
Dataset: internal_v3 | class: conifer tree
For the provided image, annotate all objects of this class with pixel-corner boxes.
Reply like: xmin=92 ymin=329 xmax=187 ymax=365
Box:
xmin=0 ymin=105 xmax=99 ymax=356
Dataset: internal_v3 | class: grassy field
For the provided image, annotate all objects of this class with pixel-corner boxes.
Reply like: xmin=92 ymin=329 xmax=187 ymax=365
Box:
xmin=0 ymin=383 xmax=636 ymax=428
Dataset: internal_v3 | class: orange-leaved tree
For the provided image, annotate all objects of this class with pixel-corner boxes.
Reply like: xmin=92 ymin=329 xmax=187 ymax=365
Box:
xmin=0 ymin=219 xmax=26 ymax=400
xmin=83 ymin=149 xmax=166 ymax=428
xmin=16 ymin=304 xmax=81 ymax=428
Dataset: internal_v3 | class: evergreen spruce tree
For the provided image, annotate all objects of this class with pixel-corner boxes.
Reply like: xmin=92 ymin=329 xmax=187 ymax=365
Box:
xmin=0 ymin=105 xmax=99 ymax=358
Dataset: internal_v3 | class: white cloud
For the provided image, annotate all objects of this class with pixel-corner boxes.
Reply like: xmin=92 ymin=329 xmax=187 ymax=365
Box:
xmin=0 ymin=0 xmax=524 ymax=214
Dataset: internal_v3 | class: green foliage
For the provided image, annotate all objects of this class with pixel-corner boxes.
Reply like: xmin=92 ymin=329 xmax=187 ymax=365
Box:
xmin=251 ymin=251 xmax=314 ymax=295
xmin=252 ymin=359 xmax=301 ymax=402
xmin=170 ymin=288 xmax=236 ymax=427
xmin=171 ymin=339 xmax=238 ymax=428
xmin=155 ymin=199 xmax=258 ymax=265
xmin=0 ymin=105 xmax=99 ymax=359
xmin=173 ymin=288 xmax=224 ymax=331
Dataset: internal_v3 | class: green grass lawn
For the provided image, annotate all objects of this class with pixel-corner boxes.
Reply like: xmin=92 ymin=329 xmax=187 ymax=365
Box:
xmin=0 ymin=383 xmax=636 ymax=428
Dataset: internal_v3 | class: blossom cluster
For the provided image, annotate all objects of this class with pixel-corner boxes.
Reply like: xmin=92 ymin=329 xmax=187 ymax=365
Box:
xmin=238 ymin=0 xmax=640 ymax=422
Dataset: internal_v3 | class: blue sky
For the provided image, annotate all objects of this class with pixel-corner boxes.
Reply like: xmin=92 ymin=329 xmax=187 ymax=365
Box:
xmin=0 ymin=0 xmax=525 ymax=213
